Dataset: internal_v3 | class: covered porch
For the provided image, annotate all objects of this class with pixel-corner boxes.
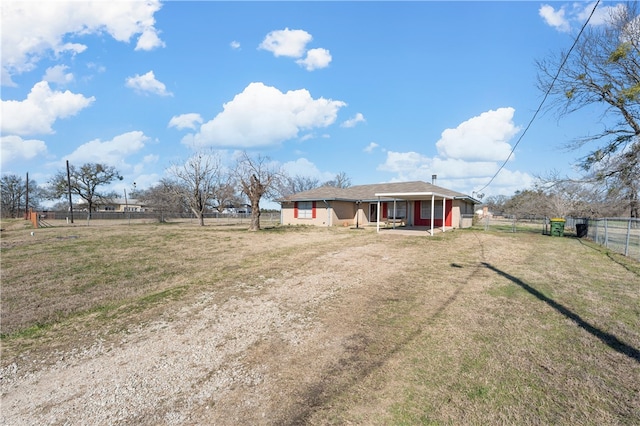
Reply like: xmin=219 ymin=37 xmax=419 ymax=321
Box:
xmin=374 ymin=191 xmax=454 ymax=236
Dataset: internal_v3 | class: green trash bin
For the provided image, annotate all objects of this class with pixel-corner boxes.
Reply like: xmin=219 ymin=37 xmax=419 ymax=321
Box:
xmin=549 ymin=218 xmax=566 ymax=237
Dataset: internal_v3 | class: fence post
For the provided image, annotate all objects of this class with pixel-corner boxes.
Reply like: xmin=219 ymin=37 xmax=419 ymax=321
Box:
xmin=625 ymin=219 xmax=631 ymax=257
xmin=29 ymin=209 xmax=39 ymax=228
xmin=604 ymin=218 xmax=608 ymax=248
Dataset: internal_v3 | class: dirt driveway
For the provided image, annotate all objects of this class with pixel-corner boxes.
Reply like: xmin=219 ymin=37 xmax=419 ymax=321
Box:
xmin=0 ymin=224 xmax=447 ymax=424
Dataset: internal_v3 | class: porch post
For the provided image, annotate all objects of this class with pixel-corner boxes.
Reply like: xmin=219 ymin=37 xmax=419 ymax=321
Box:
xmin=393 ymin=199 xmax=397 ymax=229
xmin=442 ymin=197 xmax=446 ymax=233
xmin=376 ymin=197 xmax=380 ymax=233
xmin=430 ymin=194 xmax=435 ymax=236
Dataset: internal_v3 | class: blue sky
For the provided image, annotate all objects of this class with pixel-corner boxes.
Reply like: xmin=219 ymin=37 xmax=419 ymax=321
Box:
xmin=1 ymin=1 xmax=624 ymax=207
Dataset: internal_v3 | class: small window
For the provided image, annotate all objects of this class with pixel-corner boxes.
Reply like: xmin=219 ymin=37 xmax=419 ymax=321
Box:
xmin=297 ymin=201 xmax=313 ymax=219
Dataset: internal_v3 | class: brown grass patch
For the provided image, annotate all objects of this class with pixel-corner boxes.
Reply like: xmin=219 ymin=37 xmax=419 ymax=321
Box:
xmin=1 ymin=222 xmax=638 ymax=425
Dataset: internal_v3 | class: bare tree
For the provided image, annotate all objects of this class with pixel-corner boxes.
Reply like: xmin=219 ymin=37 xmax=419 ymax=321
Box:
xmin=277 ymin=174 xmax=320 ymax=198
xmin=537 ymin=168 xmax=637 ymax=217
xmin=1 ymin=174 xmax=28 ymax=218
xmin=47 ymin=163 xmax=121 ymax=218
xmin=137 ymin=181 xmax=189 ymax=222
xmin=482 ymin=194 xmax=510 ymax=216
xmin=323 ymin=171 xmax=352 ymax=188
xmin=503 ymin=189 xmax=550 ymax=219
xmin=234 ymin=151 xmax=282 ymax=231
xmin=165 ymin=151 xmax=226 ymax=226
xmin=209 ymin=179 xmax=239 ymax=213
xmin=546 ymin=183 xmax=587 ymax=218
xmin=536 ymin=2 xmax=639 ymax=216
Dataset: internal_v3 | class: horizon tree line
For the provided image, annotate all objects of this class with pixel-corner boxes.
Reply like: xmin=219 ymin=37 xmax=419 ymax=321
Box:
xmin=1 ymin=151 xmax=353 ymax=230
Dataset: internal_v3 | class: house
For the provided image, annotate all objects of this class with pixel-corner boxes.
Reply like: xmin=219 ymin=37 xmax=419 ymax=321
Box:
xmin=279 ymin=181 xmax=478 ymax=234
xmin=219 ymin=204 xmax=252 ymax=215
xmin=77 ymin=198 xmax=149 ymax=212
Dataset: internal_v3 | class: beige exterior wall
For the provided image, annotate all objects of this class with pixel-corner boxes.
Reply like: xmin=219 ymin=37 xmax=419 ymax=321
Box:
xmin=281 ymin=201 xmax=352 ymax=227
xmin=331 ymin=200 xmax=357 ymax=227
xmin=280 ymin=201 xmax=326 ymax=226
xmin=281 ymin=199 xmax=475 ymax=228
xmin=455 ymin=199 xmax=475 ymax=228
xmin=281 ymin=200 xmax=365 ymax=227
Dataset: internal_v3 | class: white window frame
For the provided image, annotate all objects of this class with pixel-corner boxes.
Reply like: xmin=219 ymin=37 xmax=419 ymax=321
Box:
xmin=297 ymin=201 xmax=313 ymax=219
xmin=420 ymin=201 xmax=443 ymax=219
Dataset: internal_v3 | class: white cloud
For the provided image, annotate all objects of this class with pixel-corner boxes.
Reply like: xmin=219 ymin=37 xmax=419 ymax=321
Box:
xmin=128 ymin=172 xmax=162 ymax=191
xmin=539 ymin=4 xmax=571 ymax=32
xmin=135 ymin=27 xmax=165 ymax=51
xmin=259 ymin=28 xmax=312 ymax=58
xmin=539 ymin=2 xmax=623 ymax=33
xmin=435 ymin=107 xmax=520 ymax=162
xmin=259 ymin=28 xmax=332 ymax=71
xmin=378 ymin=151 xmax=433 ymax=174
xmin=230 ymin=40 xmax=241 ymax=50
xmin=1 ymin=0 xmax=164 ymax=84
xmin=476 ymin=169 xmax=534 ymax=196
xmin=0 ymin=135 xmax=48 ymax=167
xmin=65 ymin=131 xmax=149 ymax=168
xmin=378 ymin=150 xmax=532 ymax=195
xmin=87 ymin=62 xmax=107 ymax=73
xmin=577 ymin=2 xmax=627 ymax=26
xmin=1 ymin=81 xmax=95 ymax=135
xmin=341 ymin=112 xmax=366 ymax=128
xmin=296 ymin=48 xmax=332 ymax=71
xmin=377 ymin=107 xmax=531 ymax=196
xmin=125 ymin=71 xmax=172 ymax=96
xmin=168 ymin=113 xmax=203 ymax=130
xmin=364 ymin=142 xmax=379 ymax=153
xmin=143 ymin=154 xmax=160 ymax=164
xmin=43 ymin=65 xmax=74 ymax=85
xmin=281 ymin=157 xmax=334 ymax=181
xmin=182 ymin=82 xmax=346 ymax=148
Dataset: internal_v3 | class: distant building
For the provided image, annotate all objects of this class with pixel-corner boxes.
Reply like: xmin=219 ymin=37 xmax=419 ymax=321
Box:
xmin=77 ymin=198 xmax=149 ymax=212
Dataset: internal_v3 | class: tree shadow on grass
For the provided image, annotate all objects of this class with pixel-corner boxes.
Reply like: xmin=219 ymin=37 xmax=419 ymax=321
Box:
xmin=482 ymin=262 xmax=640 ymax=363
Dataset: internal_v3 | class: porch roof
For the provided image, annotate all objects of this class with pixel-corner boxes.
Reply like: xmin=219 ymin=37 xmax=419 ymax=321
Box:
xmin=280 ymin=180 xmax=477 ymax=203
xmin=374 ymin=191 xmax=454 ymax=201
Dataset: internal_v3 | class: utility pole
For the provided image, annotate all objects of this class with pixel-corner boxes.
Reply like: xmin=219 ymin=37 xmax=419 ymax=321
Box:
xmin=66 ymin=160 xmax=74 ymax=223
xmin=25 ymin=172 xmax=29 ymax=219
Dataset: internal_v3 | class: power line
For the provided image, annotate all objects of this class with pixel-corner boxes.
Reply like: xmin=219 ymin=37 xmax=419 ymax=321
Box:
xmin=475 ymin=0 xmax=601 ymax=195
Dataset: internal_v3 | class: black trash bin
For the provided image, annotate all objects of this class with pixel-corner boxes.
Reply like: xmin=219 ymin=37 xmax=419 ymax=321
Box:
xmin=576 ymin=223 xmax=588 ymax=238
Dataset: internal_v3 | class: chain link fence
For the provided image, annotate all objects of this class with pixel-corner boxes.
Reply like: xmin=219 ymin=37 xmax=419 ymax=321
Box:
xmin=477 ymin=215 xmax=640 ymax=261
xmin=570 ymin=217 xmax=640 ymax=261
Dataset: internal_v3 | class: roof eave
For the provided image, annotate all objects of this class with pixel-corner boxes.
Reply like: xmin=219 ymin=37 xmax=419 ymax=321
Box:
xmin=374 ymin=191 xmax=455 ymax=200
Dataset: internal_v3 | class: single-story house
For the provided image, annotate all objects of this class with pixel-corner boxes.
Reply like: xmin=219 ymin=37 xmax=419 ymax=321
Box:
xmin=279 ymin=180 xmax=479 ymax=234
xmin=77 ymin=198 xmax=149 ymax=212
xmin=219 ymin=204 xmax=252 ymax=215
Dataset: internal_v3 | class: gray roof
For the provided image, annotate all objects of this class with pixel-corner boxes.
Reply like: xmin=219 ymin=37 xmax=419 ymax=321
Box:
xmin=280 ymin=181 xmax=475 ymax=203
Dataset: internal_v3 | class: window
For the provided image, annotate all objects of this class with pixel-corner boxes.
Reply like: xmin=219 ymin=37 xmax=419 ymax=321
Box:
xmin=386 ymin=202 xmax=406 ymax=219
xmin=420 ymin=201 xmax=443 ymax=219
xmin=295 ymin=201 xmax=315 ymax=219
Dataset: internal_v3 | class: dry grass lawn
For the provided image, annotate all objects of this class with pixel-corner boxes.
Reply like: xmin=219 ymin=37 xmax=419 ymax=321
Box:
xmin=1 ymin=219 xmax=639 ymax=425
